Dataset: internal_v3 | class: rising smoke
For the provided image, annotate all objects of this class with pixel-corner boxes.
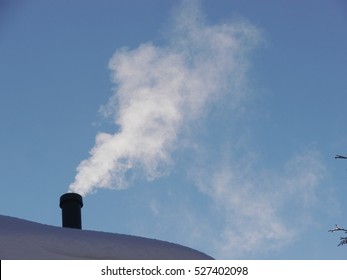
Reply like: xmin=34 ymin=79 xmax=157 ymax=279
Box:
xmin=68 ymin=1 xmax=329 ymax=258
xmin=69 ymin=1 xmax=260 ymax=196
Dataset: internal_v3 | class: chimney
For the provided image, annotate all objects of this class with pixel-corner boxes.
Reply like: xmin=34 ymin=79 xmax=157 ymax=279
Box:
xmin=59 ymin=193 xmax=83 ymax=229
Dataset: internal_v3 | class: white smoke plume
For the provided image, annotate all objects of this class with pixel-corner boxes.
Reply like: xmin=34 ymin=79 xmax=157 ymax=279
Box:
xmin=191 ymin=149 xmax=327 ymax=258
xmin=69 ymin=1 xmax=261 ymax=196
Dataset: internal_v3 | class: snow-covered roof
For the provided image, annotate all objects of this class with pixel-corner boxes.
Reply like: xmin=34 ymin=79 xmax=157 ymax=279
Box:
xmin=0 ymin=215 xmax=213 ymax=260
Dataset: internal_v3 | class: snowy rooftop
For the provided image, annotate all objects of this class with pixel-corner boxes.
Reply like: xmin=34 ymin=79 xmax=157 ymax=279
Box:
xmin=0 ymin=215 xmax=213 ymax=260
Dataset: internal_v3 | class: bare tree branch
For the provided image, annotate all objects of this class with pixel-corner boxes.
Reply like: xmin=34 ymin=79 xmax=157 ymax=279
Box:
xmin=328 ymin=224 xmax=347 ymax=233
xmin=338 ymin=237 xmax=347 ymax=246
xmin=329 ymin=224 xmax=347 ymax=246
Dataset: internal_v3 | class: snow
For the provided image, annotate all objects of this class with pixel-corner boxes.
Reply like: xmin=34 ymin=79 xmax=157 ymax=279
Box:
xmin=0 ymin=215 xmax=213 ymax=260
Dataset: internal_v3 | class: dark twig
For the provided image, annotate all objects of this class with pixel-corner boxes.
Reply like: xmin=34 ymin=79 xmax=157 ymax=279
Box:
xmin=329 ymin=224 xmax=347 ymax=246
xmin=328 ymin=224 xmax=347 ymax=233
xmin=338 ymin=237 xmax=347 ymax=246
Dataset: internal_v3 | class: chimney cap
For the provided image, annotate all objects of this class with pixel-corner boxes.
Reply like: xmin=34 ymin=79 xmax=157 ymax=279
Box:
xmin=59 ymin=192 xmax=83 ymax=208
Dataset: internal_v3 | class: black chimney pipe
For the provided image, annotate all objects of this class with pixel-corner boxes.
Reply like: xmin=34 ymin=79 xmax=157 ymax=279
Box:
xmin=59 ymin=193 xmax=83 ymax=229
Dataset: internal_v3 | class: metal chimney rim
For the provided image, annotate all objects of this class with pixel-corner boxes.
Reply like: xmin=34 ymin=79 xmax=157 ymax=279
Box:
xmin=59 ymin=192 xmax=83 ymax=208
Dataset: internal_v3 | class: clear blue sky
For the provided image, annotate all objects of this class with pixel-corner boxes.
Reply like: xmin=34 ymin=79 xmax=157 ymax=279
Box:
xmin=1 ymin=0 xmax=347 ymax=259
